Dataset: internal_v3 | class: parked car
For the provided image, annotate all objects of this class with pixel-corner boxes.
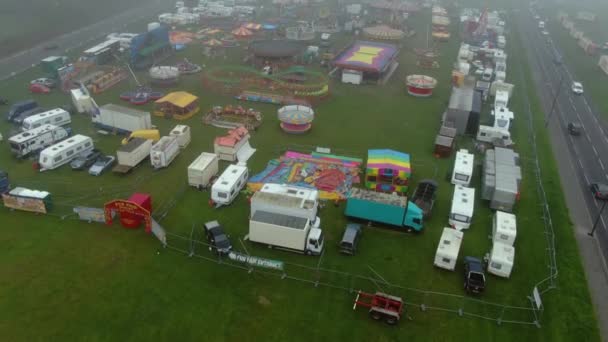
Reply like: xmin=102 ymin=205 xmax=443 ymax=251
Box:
xmin=590 ymin=183 xmax=608 ymax=200
xmin=339 ymin=223 xmax=362 ymax=255
xmin=12 ymin=107 xmax=45 ymax=124
xmin=88 ymin=155 xmax=116 ymax=176
xmin=30 ymin=78 xmax=56 ymax=88
xmin=29 ymin=83 xmax=51 ymax=94
xmin=70 ymin=149 xmax=101 ymax=170
xmin=568 ymin=122 xmax=582 ymax=136
xmin=463 ymin=256 xmax=486 ymax=294
xmin=204 ymin=220 xmax=232 ymax=255
xmin=571 ymin=82 xmax=584 ymax=95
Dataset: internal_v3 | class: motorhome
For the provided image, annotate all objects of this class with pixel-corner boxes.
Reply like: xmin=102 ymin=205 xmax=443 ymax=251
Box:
xmin=451 ymin=149 xmax=474 ymax=187
xmin=476 ymin=125 xmax=513 ymax=147
xmin=38 ymin=135 xmax=94 ymax=171
xmin=487 ymin=242 xmax=515 ymax=278
xmin=22 ymin=108 xmax=71 ymax=131
xmin=433 ymin=227 xmax=464 ymax=271
xmin=492 ymin=211 xmax=517 ymax=246
xmin=497 ymin=35 xmax=506 ymax=49
xmin=449 ymin=185 xmax=475 ymax=230
xmin=494 ymin=89 xmax=510 ymax=109
xmin=211 ymin=164 xmax=249 ymax=206
xmin=491 ymin=106 xmax=514 ymax=131
xmin=8 ymin=124 xmax=70 ymax=158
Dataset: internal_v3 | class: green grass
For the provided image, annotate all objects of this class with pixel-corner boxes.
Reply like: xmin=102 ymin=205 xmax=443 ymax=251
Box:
xmin=0 ymin=8 xmax=599 ymax=342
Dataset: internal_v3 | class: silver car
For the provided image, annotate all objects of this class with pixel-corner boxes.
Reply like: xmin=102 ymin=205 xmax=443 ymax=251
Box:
xmin=88 ymin=155 xmax=115 ymax=176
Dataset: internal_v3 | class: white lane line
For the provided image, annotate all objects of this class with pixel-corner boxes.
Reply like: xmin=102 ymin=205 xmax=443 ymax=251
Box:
xmin=599 ymin=159 xmax=606 ymax=170
xmin=586 ymin=133 xmax=592 ymax=143
xmin=593 ymin=146 xmax=599 ymax=156
xmin=583 ymin=171 xmax=590 ymax=184
xmin=579 ymin=158 xmax=585 ymax=169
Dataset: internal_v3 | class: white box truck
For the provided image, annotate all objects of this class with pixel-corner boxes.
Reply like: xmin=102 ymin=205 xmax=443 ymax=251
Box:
xmin=250 ymin=184 xmax=321 ymax=227
xmin=150 ymin=136 xmax=180 ymax=169
xmin=433 ymin=227 xmax=464 ymax=271
xmin=9 ymin=124 xmax=70 ymax=158
xmin=94 ymin=104 xmax=152 ymax=134
xmin=451 ymin=149 xmax=474 ymax=186
xmin=492 ymin=211 xmax=517 ymax=246
xmin=449 ymin=185 xmax=475 ymax=231
xmin=187 ymin=152 xmax=219 ymax=189
xmin=248 ymin=210 xmax=324 ymax=255
xmin=113 ymin=137 xmax=153 ymax=173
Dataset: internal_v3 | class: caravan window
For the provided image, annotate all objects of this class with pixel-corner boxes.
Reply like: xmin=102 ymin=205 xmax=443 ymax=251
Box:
xmin=442 ymin=258 xmax=451 ymax=263
xmin=230 ymin=188 xmax=235 ymax=195
xmin=500 ymin=234 xmax=509 ymax=240
xmin=77 ymin=146 xmax=82 ymax=151
xmin=84 ymin=142 xmax=91 ymax=148
xmin=479 ymin=132 xmax=487 ymax=137
xmin=66 ymin=150 xmax=74 ymax=157
xmin=454 ymin=173 xmax=469 ymax=182
xmin=217 ymin=192 xmax=228 ymax=199
xmin=491 ymin=262 xmax=502 ymax=270
xmin=451 ymin=213 xmax=470 ymax=223
xmin=54 ymin=155 xmax=63 ymax=162
xmin=54 ymin=117 xmax=62 ymax=123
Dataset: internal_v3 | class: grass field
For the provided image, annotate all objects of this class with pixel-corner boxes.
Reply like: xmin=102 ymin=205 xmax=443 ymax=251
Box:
xmin=0 ymin=7 xmax=600 ymax=342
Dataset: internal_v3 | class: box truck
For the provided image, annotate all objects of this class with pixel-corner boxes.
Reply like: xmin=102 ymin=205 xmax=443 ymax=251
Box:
xmin=250 ymin=183 xmax=321 ymax=227
xmin=8 ymin=124 xmax=70 ymax=158
xmin=345 ymin=188 xmax=424 ymax=232
xmin=113 ymin=137 xmax=153 ymax=173
xmin=150 ymin=136 xmax=180 ymax=169
xmin=94 ymin=104 xmax=152 ymax=134
xmin=187 ymin=152 xmax=219 ymax=189
xmin=248 ymin=210 xmax=324 ymax=255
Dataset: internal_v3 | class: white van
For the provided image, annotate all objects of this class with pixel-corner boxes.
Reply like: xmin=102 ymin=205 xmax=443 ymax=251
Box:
xmin=39 ymin=134 xmax=94 ymax=171
xmin=476 ymin=125 xmax=513 ymax=147
xmin=433 ymin=227 xmax=464 ymax=271
xmin=487 ymin=242 xmax=515 ymax=278
xmin=451 ymin=149 xmax=474 ymax=187
xmin=449 ymin=185 xmax=475 ymax=230
xmin=211 ymin=164 xmax=249 ymax=206
xmin=492 ymin=211 xmax=517 ymax=246
xmin=538 ymin=21 xmax=545 ymax=29
xmin=22 ymin=108 xmax=71 ymax=131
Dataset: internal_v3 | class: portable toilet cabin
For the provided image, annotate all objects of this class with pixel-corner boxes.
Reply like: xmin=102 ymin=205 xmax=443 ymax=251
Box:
xmin=451 ymin=149 xmax=474 ymax=186
xmin=449 ymin=185 xmax=475 ymax=231
xmin=433 ymin=227 xmax=464 ymax=271
xmin=169 ymin=124 xmax=191 ymax=148
xmin=487 ymin=242 xmax=515 ymax=278
xmin=492 ymin=211 xmax=517 ymax=246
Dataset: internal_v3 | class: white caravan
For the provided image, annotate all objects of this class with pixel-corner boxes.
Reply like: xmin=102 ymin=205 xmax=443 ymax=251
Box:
xmin=451 ymin=149 xmax=474 ymax=186
xmin=487 ymin=242 xmax=515 ymax=278
xmin=38 ymin=135 xmax=93 ymax=171
xmin=150 ymin=136 xmax=180 ymax=169
xmin=476 ymin=125 xmax=513 ymax=147
xmin=211 ymin=164 xmax=249 ymax=206
xmin=494 ymin=89 xmax=510 ymax=109
xmin=449 ymin=185 xmax=476 ymax=231
xmin=491 ymin=106 xmax=514 ymax=131
xmin=492 ymin=211 xmax=517 ymax=246
xmin=22 ymin=108 xmax=71 ymax=131
xmin=169 ymin=124 xmax=191 ymax=148
xmin=8 ymin=124 xmax=69 ymax=158
xmin=433 ymin=227 xmax=464 ymax=271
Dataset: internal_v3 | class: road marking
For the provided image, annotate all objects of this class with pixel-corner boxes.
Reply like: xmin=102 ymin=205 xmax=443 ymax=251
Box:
xmin=583 ymin=171 xmax=590 ymax=184
xmin=599 ymin=159 xmax=606 ymax=170
xmin=593 ymin=146 xmax=599 ymax=156
xmin=579 ymin=158 xmax=585 ymax=169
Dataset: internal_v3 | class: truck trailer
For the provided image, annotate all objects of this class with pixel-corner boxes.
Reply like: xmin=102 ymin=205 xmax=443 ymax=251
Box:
xmin=94 ymin=103 xmax=152 ymax=134
xmin=345 ymin=188 xmax=423 ymax=232
xmin=113 ymin=137 xmax=153 ymax=173
xmin=150 ymin=136 xmax=180 ymax=169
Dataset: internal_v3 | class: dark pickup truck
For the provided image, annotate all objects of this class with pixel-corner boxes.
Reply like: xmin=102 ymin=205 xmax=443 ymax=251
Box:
xmin=411 ymin=179 xmax=438 ymax=218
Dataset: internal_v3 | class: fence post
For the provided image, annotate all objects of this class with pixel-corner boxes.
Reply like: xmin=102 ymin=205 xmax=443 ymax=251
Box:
xmin=497 ymin=305 xmax=505 ymax=325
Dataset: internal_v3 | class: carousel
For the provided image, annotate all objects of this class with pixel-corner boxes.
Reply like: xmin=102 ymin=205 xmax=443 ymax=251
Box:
xmin=405 ymin=75 xmax=437 ymax=97
xmin=363 ymin=25 xmax=406 ymax=41
xmin=277 ymin=105 xmax=315 ymax=134
xmin=149 ymin=66 xmax=180 ymax=86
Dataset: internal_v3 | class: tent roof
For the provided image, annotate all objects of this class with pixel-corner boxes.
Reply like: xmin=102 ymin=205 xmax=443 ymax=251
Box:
xmin=155 ymin=91 xmax=198 ymax=108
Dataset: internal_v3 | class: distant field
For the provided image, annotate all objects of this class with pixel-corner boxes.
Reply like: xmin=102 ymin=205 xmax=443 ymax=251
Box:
xmin=0 ymin=0 xmax=151 ymax=57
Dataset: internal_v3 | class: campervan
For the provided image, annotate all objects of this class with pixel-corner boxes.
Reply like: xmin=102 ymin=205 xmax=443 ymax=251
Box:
xmin=492 ymin=211 xmax=517 ymax=246
xmin=433 ymin=227 xmax=464 ymax=271
xmin=8 ymin=124 xmax=70 ymax=158
xmin=449 ymin=185 xmax=475 ymax=230
xmin=38 ymin=135 xmax=94 ymax=171
xmin=211 ymin=164 xmax=249 ymax=206
xmin=487 ymin=242 xmax=515 ymax=278
xmin=21 ymin=108 xmax=71 ymax=131
xmin=476 ymin=125 xmax=513 ymax=147
xmin=492 ymin=106 xmax=514 ymax=131
xmin=451 ymin=149 xmax=474 ymax=186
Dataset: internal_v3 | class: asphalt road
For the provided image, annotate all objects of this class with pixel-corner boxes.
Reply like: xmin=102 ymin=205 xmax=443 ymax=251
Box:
xmin=517 ymin=8 xmax=608 ymax=340
xmin=0 ymin=0 xmax=170 ymax=81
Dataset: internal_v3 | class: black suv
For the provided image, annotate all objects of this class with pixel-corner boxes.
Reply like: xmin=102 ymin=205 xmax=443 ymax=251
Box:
xmin=464 ymin=256 xmax=486 ymax=294
xmin=568 ymin=122 xmax=582 ymax=136
xmin=70 ymin=149 xmax=101 ymax=170
xmin=204 ymin=220 xmax=232 ymax=255
xmin=339 ymin=223 xmax=362 ymax=255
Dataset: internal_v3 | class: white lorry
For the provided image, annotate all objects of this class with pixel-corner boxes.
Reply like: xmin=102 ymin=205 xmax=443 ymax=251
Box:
xmin=93 ymin=104 xmax=152 ymax=134
xmin=8 ymin=124 xmax=70 ymax=158
xmin=187 ymin=152 xmax=219 ymax=189
xmin=150 ymin=136 xmax=180 ymax=169
xmin=248 ymin=210 xmax=324 ymax=256
xmin=113 ymin=137 xmax=153 ymax=173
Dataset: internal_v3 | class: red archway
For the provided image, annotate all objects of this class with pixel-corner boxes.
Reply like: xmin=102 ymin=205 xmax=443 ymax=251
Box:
xmin=104 ymin=193 xmax=152 ymax=233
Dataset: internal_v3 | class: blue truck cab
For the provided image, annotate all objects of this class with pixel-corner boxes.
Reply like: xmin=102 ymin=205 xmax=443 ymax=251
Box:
xmin=7 ymin=99 xmax=37 ymax=122
xmin=345 ymin=188 xmax=424 ymax=232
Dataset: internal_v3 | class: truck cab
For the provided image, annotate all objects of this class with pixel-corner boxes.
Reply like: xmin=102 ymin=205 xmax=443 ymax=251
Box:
xmin=464 ymin=256 xmax=486 ymax=294
xmin=403 ymin=203 xmax=423 ymax=231
xmin=307 ymin=227 xmax=324 ymax=255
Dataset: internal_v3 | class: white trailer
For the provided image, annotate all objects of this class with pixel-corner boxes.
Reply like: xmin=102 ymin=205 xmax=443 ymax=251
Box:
xmin=169 ymin=124 xmax=191 ymax=148
xmin=451 ymin=149 xmax=474 ymax=186
xmin=250 ymin=184 xmax=320 ymax=227
xmin=93 ymin=104 xmax=152 ymax=134
xmin=70 ymin=84 xmax=99 ymax=115
xmin=8 ymin=124 xmax=70 ymax=158
xmin=476 ymin=125 xmax=513 ymax=147
xmin=248 ymin=210 xmax=324 ymax=255
xmin=342 ymin=69 xmax=363 ymax=85
xmin=211 ymin=164 xmax=248 ymax=206
xmin=491 ymin=106 xmax=514 ymax=131
xmin=22 ymin=108 xmax=71 ymax=131
xmin=487 ymin=241 xmax=515 ymax=278
xmin=494 ymin=89 xmax=510 ymax=109
xmin=38 ymin=135 xmax=94 ymax=171
xmin=449 ymin=185 xmax=475 ymax=231
xmin=492 ymin=211 xmax=517 ymax=246
xmin=113 ymin=137 xmax=153 ymax=173
xmin=433 ymin=227 xmax=464 ymax=271
xmin=187 ymin=152 xmax=219 ymax=189
xmin=150 ymin=136 xmax=180 ymax=169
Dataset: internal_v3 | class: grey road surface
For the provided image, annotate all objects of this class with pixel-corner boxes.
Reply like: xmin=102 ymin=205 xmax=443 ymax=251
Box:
xmin=517 ymin=8 xmax=608 ymax=341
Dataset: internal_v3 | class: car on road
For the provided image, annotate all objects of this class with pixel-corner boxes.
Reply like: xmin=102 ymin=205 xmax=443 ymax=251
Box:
xmin=204 ymin=220 xmax=232 ymax=255
xmin=29 ymin=83 xmax=51 ymax=94
xmin=88 ymin=155 xmax=115 ymax=176
xmin=541 ymin=30 xmax=549 ymax=36
xmin=534 ymin=15 xmax=540 ymax=20
xmin=552 ymin=53 xmax=562 ymax=65
xmin=464 ymin=256 xmax=486 ymax=294
xmin=30 ymin=78 xmax=56 ymax=88
xmin=571 ymin=82 xmax=584 ymax=95
xmin=590 ymin=183 xmax=608 ymax=200
xmin=568 ymin=122 xmax=582 ymax=136
xmin=70 ymin=149 xmax=101 ymax=170
xmin=339 ymin=223 xmax=362 ymax=255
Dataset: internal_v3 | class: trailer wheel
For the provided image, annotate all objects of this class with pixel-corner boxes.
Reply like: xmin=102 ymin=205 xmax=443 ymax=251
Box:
xmin=385 ymin=316 xmax=398 ymax=325
xmin=370 ymin=310 xmax=382 ymax=321
xmin=305 ymin=250 xmax=312 ymax=256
